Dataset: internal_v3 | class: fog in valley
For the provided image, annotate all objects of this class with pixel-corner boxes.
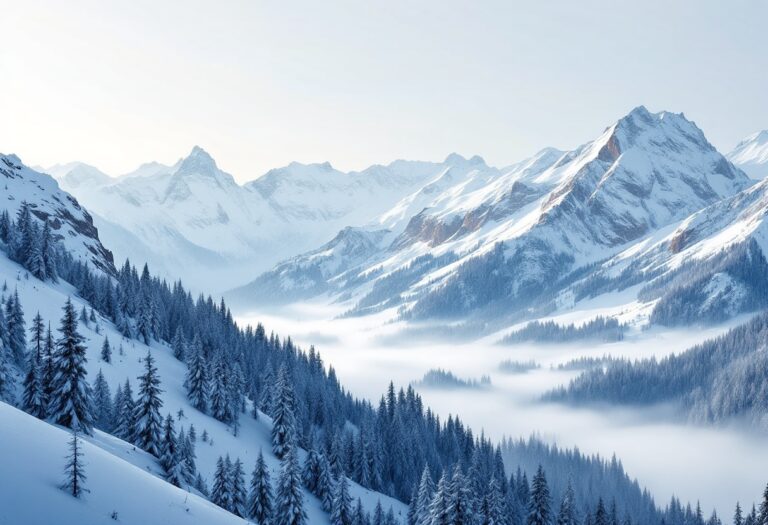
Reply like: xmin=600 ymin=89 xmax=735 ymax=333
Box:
xmin=237 ymin=302 xmax=767 ymax=517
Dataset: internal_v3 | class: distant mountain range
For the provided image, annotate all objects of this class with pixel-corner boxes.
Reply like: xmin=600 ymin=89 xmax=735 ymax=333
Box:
xmin=37 ymin=107 xmax=768 ymax=332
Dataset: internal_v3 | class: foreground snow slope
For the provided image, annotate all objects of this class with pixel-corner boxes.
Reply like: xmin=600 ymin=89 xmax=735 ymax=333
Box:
xmin=0 ymin=402 xmax=247 ymax=525
xmin=0 ymin=252 xmax=407 ymax=524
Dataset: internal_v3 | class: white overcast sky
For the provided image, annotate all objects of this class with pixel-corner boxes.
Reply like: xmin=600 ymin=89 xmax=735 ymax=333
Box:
xmin=1 ymin=0 xmax=766 ymax=182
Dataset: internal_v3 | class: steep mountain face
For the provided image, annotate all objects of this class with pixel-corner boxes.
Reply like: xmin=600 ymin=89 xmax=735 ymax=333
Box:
xmin=1 ymin=154 xmax=115 ymax=274
xmin=235 ymin=107 xmax=754 ymax=324
xmin=728 ymin=130 xmax=768 ymax=179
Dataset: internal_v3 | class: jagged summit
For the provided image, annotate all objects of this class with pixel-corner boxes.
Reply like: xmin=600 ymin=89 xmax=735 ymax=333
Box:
xmin=175 ymin=145 xmax=220 ymax=176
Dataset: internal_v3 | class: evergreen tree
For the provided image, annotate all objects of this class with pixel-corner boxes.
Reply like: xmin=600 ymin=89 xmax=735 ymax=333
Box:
xmin=113 ymin=378 xmax=136 ymax=441
xmin=734 ymin=503 xmax=743 ymax=525
xmin=594 ymin=499 xmax=608 ymax=525
xmin=450 ymin=464 xmax=474 ymax=525
xmin=759 ymin=484 xmax=768 ymax=525
xmin=373 ymin=501 xmax=385 ymax=525
xmin=556 ymin=482 xmax=578 ymax=525
xmin=231 ymin=458 xmax=247 ymax=518
xmin=429 ymin=472 xmax=453 ymax=525
xmin=171 ymin=327 xmax=186 ymax=361
xmin=6 ymin=290 xmax=26 ymax=364
xmin=22 ymin=343 xmax=45 ymax=418
xmin=92 ymin=369 xmax=113 ymax=431
xmin=528 ymin=466 xmax=551 ymax=525
xmin=209 ymin=355 xmax=232 ymax=423
xmin=62 ymin=431 xmax=86 ymax=498
xmin=353 ymin=499 xmax=369 ymax=525
xmin=331 ymin=476 xmax=353 ymax=525
xmin=248 ymin=450 xmax=273 ymax=524
xmin=50 ymin=298 xmax=94 ymax=434
xmin=318 ymin=453 xmax=335 ymax=512
xmin=482 ymin=476 xmax=506 ymax=525
xmin=160 ymin=414 xmax=184 ymax=487
xmin=271 ymin=365 xmax=296 ymax=459
xmin=134 ymin=351 xmax=163 ymax=456
xmin=0 ymin=323 xmax=12 ymax=403
xmin=211 ymin=455 xmax=232 ymax=511
xmin=275 ymin=448 xmax=306 ymax=525
xmin=29 ymin=311 xmax=45 ymax=357
xmin=41 ymin=221 xmax=58 ymax=282
xmin=100 ymin=337 xmax=112 ymax=364
xmin=184 ymin=342 xmax=208 ymax=413
xmin=302 ymin=446 xmax=322 ymax=494
xmin=414 ymin=467 xmax=435 ymax=525
xmin=41 ymin=323 xmax=55 ymax=409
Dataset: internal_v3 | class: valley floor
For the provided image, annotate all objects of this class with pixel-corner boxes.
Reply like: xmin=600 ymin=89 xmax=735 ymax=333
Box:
xmin=235 ymin=301 xmax=767 ymax=516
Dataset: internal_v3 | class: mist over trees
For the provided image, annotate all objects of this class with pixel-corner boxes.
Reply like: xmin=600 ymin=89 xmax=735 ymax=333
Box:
xmin=546 ymin=311 xmax=768 ymax=428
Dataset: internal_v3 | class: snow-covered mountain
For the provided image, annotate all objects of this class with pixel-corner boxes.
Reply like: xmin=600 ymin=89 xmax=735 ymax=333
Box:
xmin=1 ymin=154 xmax=115 ymax=274
xmin=728 ymin=130 xmax=768 ymax=180
xmin=50 ymin=148 xmax=450 ymax=292
xmin=231 ymin=107 xmax=755 ymax=328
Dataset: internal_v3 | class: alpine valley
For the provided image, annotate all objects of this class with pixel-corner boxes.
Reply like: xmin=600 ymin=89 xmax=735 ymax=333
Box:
xmin=4 ymin=105 xmax=768 ymax=525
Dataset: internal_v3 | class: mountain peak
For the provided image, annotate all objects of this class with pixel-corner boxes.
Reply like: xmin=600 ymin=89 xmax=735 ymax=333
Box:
xmin=176 ymin=146 xmax=219 ymax=176
xmin=444 ymin=153 xmax=486 ymax=166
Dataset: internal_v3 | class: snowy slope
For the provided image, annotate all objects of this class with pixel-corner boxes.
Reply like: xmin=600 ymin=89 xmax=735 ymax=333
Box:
xmin=1 ymin=154 xmax=115 ymax=275
xmin=236 ymin=107 xmax=752 ymax=324
xmin=728 ymin=130 xmax=768 ymax=180
xmin=0 ymin=251 xmax=407 ymax=524
xmin=0 ymin=402 xmax=247 ymax=525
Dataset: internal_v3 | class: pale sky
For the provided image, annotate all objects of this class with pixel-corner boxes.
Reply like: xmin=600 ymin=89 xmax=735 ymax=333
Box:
xmin=1 ymin=0 xmax=766 ymax=182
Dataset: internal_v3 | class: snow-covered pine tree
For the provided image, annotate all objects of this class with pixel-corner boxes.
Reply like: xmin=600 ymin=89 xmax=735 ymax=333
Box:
xmin=372 ymin=501 xmax=385 ymax=525
xmin=6 ymin=290 xmax=26 ymax=364
xmin=352 ymin=498 xmax=367 ymax=525
xmin=248 ymin=450 xmax=273 ymax=525
xmin=26 ymin=221 xmax=46 ymax=280
xmin=92 ymin=369 xmax=113 ymax=431
xmin=21 ymin=342 xmax=45 ymax=417
xmin=414 ymin=466 xmax=435 ymax=525
xmin=41 ymin=221 xmax=58 ymax=282
xmin=177 ymin=426 xmax=196 ymax=484
xmin=275 ymin=447 xmax=306 ymax=525
xmin=42 ymin=323 xmax=55 ymax=410
xmin=231 ymin=458 xmax=247 ymax=518
xmin=171 ymin=326 xmax=186 ymax=361
xmin=556 ymin=481 xmax=578 ymax=525
xmin=62 ymin=431 xmax=86 ymax=498
xmin=184 ymin=341 xmax=208 ymax=413
xmin=318 ymin=453 xmax=335 ymax=512
xmin=429 ymin=472 xmax=453 ymax=525
xmin=758 ymin=483 xmax=768 ymax=525
xmin=271 ymin=364 xmax=296 ymax=459
xmin=594 ymin=498 xmax=608 ymax=525
xmin=331 ymin=475 xmax=353 ymax=525
xmin=528 ymin=466 xmax=551 ymax=525
xmin=50 ymin=298 xmax=94 ymax=434
xmin=29 ymin=311 xmax=44 ymax=357
xmin=211 ymin=455 xmax=232 ymax=511
xmin=160 ymin=413 xmax=185 ymax=487
xmin=734 ymin=503 xmax=743 ymax=525
xmin=113 ymin=378 xmax=136 ymax=441
xmin=209 ymin=354 xmax=233 ymax=423
xmin=133 ymin=351 xmax=163 ymax=456
xmin=483 ymin=476 xmax=507 ymax=525
xmin=302 ymin=445 xmax=322 ymax=494
xmin=450 ymin=464 xmax=474 ymax=525
xmin=100 ymin=336 xmax=112 ymax=363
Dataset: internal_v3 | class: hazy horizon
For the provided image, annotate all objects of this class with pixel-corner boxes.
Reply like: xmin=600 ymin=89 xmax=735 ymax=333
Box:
xmin=2 ymin=0 xmax=767 ymax=182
